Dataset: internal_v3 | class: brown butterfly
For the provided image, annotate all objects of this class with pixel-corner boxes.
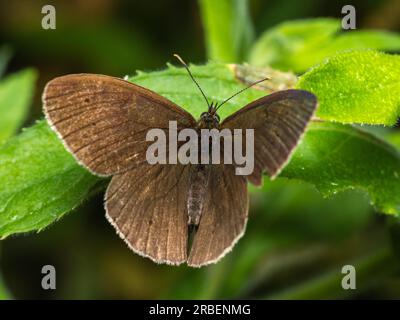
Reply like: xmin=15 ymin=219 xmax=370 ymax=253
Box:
xmin=42 ymin=56 xmax=317 ymax=267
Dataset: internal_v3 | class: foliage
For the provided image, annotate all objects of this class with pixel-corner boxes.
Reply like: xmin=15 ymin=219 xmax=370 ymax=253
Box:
xmin=0 ymin=69 xmax=37 ymax=145
xmin=297 ymin=51 xmax=400 ymax=125
xmin=249 ymin=18 xmax=400 ymax=73
xmin=0 ymin=121 xmax=99 ymax=238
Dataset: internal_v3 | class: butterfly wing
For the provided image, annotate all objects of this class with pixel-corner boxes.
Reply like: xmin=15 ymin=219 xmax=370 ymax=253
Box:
xmin=187 ymin=90 xmax=317 ymax=266
xmin=43 ymin=74 xmax=196 ymax=176
xmin=221 ymin=89 xmax=317 ymax=185
xmin=188 ymin=164 xmax=248 ymax=267
xmin=105 ymin=163 xmax=191 ymax=265
xmin=43 ymin=74 xmax=196 ymax=264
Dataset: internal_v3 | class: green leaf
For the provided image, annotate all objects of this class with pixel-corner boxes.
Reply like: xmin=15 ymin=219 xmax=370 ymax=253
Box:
xmin=132 ymin=62 xmax=265 ymax=120
xmin=297 ymin=50 xmax=400 ymax=125
xmin=0 ymin=69 xmax=37 ymax=144
xmin=0 ymin=121 xmax=100 ymax=238
xmin=249 ymin=18 xmax=338 ymax=72
xmin=281 ymin=121 xmax=400 ymax=215
xmin=249 ymin=18 xmax=400 ymax=73
xmin=198 ymin=0 xmax=254 ymax=62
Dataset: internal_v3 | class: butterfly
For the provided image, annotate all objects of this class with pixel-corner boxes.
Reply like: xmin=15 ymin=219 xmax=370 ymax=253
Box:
xmin=42 ymin=57 xmax=317 ymax=267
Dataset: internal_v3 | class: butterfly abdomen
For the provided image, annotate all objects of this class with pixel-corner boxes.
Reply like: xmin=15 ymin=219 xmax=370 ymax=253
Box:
xmin=187 ymin=164 xmax=210 ymax=226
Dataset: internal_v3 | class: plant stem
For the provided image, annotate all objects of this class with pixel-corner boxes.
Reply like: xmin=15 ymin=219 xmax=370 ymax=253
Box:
xmin=198 ymin=0 xmax=254 ymax=62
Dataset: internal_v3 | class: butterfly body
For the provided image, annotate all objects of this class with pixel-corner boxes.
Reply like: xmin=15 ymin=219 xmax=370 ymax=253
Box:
xmin=43 ymin=73 xmax=317 ymax=267
xmin=187 ymin=164 xmax=210 ymax=226
xmin=198 ymin=106 xmax=220 ymax=129
xmin=187 ymin=106 xmax=221 ymax=226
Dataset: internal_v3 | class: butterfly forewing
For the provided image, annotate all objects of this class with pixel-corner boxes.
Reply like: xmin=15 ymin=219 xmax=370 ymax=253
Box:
xmin=221 ymin=89 xmax=317 ymax=185
xmin=43 ymin=74 xmax=196 ymax=176
xmin=43 ymin=74 xmax=196 ymax=265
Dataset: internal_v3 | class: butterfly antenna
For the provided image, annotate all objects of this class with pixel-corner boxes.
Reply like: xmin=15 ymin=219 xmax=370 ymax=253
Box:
xmin=215 ymin=77 xmax=271 ymax=111
xmin=174 ymin=54 xmax=211 ymax=108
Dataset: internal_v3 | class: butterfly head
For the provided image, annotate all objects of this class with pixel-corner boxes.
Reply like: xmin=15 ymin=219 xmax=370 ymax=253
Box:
xmin=199 ymin=102 xmax=220 ymax=129
xmin=173 ymin=54 xmax=269 ymax=129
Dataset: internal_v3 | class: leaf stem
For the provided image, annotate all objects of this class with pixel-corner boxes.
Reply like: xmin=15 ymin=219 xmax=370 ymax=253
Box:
xmin=198 ymin=0 xmax=254 ymax=62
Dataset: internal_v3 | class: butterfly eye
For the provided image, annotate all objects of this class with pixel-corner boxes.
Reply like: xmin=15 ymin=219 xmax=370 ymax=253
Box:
xmin=200 ymin=112 xmax=208 ymax=118
xmin=215 ymin=114 xmax=220 ymax=121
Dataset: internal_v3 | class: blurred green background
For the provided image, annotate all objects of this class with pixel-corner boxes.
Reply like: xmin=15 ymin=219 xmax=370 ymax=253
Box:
xmin=1 ymin=0 xmax=400 ymax=299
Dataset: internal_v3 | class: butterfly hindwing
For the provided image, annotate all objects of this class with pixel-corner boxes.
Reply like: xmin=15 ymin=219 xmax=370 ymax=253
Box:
xmin=221 ymin=89 xmax=317 ymax=185
xmin=105 ymin=163 xmax=191 ymax=265
xmin=43 ymin=74 xmax=196 ymax=176
xmin=188 ymin=164 xmax=248 ymax=267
